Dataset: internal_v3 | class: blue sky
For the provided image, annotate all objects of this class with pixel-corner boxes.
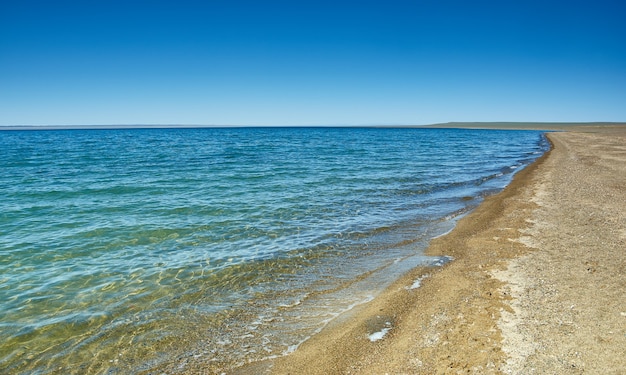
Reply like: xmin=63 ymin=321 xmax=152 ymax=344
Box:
xmin=1 ymin=0 xmax=625 ymax=126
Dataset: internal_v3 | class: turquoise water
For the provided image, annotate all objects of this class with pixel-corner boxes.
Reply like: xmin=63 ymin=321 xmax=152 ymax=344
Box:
xmin=0 ymin=127 xmax=548 ymax=373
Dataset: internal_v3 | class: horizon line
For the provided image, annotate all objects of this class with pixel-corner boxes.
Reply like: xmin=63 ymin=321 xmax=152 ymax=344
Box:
xmin=1 ymin=121 xmax=625 ymax=131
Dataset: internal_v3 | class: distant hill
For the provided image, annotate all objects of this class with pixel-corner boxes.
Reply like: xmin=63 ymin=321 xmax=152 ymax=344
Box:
xmin=418 ymin=122 xmax=626 ymax=130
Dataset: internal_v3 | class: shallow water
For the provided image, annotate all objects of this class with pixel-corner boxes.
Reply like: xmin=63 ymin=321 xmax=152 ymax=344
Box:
xmin=0 ymin=127 xmax=548 ymax=373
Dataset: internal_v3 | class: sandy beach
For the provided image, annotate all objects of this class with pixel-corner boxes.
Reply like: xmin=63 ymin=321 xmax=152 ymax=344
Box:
xmin=234 ymin=125 xmax=626 ymax=374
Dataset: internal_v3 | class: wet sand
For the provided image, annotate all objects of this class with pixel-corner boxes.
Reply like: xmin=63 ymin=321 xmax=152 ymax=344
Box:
xmin=235 ymin=124 xmax=626 ymax=374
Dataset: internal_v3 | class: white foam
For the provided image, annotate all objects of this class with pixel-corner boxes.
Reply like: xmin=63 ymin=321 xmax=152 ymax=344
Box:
xmin=368 ymin=326 xmax=392 ymax=342
xmin=431 ymin=255 xmax=454 ymax=267
xmin=278 ymin=293 xmax=309 ymax=309
xmin=278 ymin=300 xmax=302 ymax=308
xmin=407 ymin=274 xmax=429 ymax=289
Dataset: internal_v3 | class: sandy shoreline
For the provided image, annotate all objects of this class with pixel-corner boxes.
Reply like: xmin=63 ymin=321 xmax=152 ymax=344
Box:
xmin=230 ymin=125 xmax=625 ymax=374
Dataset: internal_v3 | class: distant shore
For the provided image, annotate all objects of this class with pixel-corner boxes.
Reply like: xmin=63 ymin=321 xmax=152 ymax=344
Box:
xmin=231 ymin=124 xmax=626 ymax=374
xmin=420 ymin=121 xmax=626 ymax=132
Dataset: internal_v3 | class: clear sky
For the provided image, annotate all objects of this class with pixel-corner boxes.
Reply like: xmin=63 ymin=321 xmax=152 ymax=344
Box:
xmin=1 ymin=0 xmax=625 ymax=126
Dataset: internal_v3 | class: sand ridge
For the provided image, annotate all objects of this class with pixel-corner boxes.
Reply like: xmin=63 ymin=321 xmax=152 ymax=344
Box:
xmin=493 ymin=131 xmax=626 ymax=374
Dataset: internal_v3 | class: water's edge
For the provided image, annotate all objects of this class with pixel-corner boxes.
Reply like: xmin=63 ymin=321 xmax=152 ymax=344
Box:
xmin=0 ymin=128 xmax=549 ymax=374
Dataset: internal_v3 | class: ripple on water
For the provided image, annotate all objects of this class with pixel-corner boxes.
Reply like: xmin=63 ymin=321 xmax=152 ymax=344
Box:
xmin=0 ymin=128 xmax=548 ymax=373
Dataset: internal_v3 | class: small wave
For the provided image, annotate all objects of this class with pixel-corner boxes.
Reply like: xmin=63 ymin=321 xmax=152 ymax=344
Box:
xmin=278 ymin=294 xmax=309 ymax=309
xmin=278 ymin=294 xmax=376 ymax=356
